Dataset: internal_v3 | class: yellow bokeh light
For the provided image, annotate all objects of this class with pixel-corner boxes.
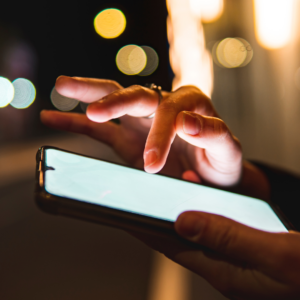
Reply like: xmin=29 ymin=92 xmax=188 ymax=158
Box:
xmin=0 ymin=77 xmax=15 ymax=108
xmin=214 ymin=38 xmax=253 ymax=68
xmin=94 ymin=8 xmax=126 ymax=39
xmin=10 ymin=78 xmax=36 ymax=109
xmin=217 ymin=38 xmax=247 ymax=68
xmin=253 ymin=0 xmax=295 ymax=50
xmin=237 ymin=38 xmax=253 ymax=67
xmin=116 ymin=45 xmax=147 ymax=75
xmin=189 ymin=0 xmax=223 ymax=23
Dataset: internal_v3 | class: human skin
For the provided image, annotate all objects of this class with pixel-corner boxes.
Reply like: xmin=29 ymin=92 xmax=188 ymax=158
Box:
xmin=40 ymin=76 xmax=300 ymax=299
xmin=41 ymin=76 xmax=269 ymax=200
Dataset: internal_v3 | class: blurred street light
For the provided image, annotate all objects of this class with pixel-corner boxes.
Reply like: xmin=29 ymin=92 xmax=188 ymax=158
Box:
xmin=253 ymin=0 xmax=295 ymax=49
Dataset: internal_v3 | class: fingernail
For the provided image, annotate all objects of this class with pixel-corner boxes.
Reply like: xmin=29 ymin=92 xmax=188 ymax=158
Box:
xmin=176 ymin=213 xmax=206 ymax=238
xmin=144 ymin=150 xmax=158 ymax=168
xmin=183 ymin=112 xmax=201 ymax=135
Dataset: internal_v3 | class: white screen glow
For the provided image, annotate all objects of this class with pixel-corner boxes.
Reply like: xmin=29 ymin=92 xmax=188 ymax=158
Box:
xmin=44 ymin=149 xmax=288 ymax=233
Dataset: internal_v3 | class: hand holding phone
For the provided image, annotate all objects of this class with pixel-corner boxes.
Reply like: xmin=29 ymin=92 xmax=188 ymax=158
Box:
xmin=36 ymin=146 xmax=299 ymax=299
xmin=142 ymin=211 xmax=300 ymax=300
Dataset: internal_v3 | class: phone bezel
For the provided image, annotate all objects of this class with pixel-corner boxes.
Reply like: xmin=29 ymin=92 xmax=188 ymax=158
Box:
xmin=35 ymin=146 xmax=295 ymax=238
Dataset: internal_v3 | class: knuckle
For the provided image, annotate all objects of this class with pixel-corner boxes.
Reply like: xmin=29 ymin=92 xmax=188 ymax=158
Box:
xmin=130 ymin=84 xmax=144 ymax=93
xmin=156 ymin=99 xmax=178 ymax=115
xmin=128 ymin=85 xmax=150 ymax=100
xmin=176 ymin=85 xmax=201 ymax=95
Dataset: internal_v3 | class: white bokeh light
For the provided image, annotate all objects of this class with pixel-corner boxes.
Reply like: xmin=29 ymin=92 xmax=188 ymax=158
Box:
xmin=10 ymin=78 xmax=36 ymax=109
xmin=51 ymin=87 xmax=79 ymax=111
xmin=253 ymin=0 xmax=295 ymax=49
xmin=0 ymin=77 xmax=15 ymax=108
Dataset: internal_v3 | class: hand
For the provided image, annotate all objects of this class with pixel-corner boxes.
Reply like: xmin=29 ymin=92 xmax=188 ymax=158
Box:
xmin=138 ymin=212 xmax=300 ymax=300
xmin=41 ymin=76 xmax=242 ymax=187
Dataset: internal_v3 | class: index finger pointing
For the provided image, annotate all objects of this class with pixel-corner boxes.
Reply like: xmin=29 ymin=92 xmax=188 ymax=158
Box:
xmin=55 ymin=76 xmax=123 ymax=103
xmin=144 ymin=86 xmax=214 ymax=173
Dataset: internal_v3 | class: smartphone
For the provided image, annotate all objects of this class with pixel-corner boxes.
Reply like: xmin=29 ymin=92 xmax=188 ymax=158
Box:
xmin=35 ymin=146 xmax=293 ymax=241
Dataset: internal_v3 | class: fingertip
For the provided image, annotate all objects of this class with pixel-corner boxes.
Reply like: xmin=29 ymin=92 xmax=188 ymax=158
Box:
xmin=144 ymin=149 xmax=165 ymax=174
xmin=144 ymin=164 xmax=161 ymax=174
xmin=144 ymin=160 xmax=163 ymax=174
xmin=40 ymin=109 xmax=48 ymax=116
xmin=40 ymin=109 xmax=50 ymax=122
xmin=55 ymin=76 xmax=77 ymax=98
xmin=56 ymin=75 xmax=68 ymax=82
xmin=86 ymin=103 xmax=102 ymax=122
xmin=40 ymin=110 xmax=58 ymax=127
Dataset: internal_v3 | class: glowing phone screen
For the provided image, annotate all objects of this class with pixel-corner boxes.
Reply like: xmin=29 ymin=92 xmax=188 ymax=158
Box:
xmin=44 ymin=149 xmax=288 ymax=233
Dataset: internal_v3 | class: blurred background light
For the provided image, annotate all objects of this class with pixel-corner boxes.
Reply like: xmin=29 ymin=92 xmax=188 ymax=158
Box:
xmin=237 ymin=38 xmax=254 ymax=67
xmin=50 ymin=87 xmax=79 ymax=111
xmin=116 ymin=45 xmax=147 ymax=75
xmin=189 ymin=0 xmax=223 ymax=23
xmin=213 ymin=38 xmax=253 ymax=68
xmin=94 ymin=8 xmax=126 ymax=39
xmin=0 ymin=77 xmax=15 ymax=108
xmin=167 ymin=0 xmax=213 ymax=97
xmin=10 ymin=78 xmax=36 ymax=109
xmin=253 ymin=0 xmax=295 ymax=50
xmin=216 ymin=38 xmax=245 ymax=68
xmin=138 ymin=46 xmax=159 ymax=76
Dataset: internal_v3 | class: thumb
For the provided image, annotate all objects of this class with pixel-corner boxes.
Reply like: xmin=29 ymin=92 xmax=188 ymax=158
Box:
xmin=175 ymin=211 xmax=287 ymax=267
xmin=176 ymin=111 xmax=242 ymax=185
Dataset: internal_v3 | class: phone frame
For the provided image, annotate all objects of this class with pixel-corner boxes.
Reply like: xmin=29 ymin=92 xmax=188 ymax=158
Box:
xmin=35 ymin=146 xmax=295 ymax=239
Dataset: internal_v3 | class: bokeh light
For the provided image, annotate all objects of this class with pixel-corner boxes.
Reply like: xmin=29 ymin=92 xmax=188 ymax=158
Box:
xmin=167 ymin=0 xmax=213 ymax=96
xmin=189 ymin=0 xmax=223 ymax=23
xmin=94 ymin=8 xmax=126 ymax=39
xmin=0 ymin=77 xmax=15 ymax=108
xmin=253 ymin=0 xmax=294 ymax=49
xmin=213 ymin=38 xmax=253 ymax=68
xmin=10 ymin=78 xmax=36 ymax=109
xmin=217 ymin=38 xmax=247 ymax=68
xmin=236 ymin=38 xmax=253 ymax=67
xmin=50 ymin=87 xmax=79 ymax=111
xmin=116 ymin=45 xmax=147 ymax=75
xmin=138 ymin=46 xmax=159 ymax=76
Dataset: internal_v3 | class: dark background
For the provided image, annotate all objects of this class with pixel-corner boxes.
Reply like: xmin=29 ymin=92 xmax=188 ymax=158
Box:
xmin=0 ymin=0 xmax=172 ymax=98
